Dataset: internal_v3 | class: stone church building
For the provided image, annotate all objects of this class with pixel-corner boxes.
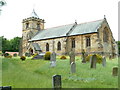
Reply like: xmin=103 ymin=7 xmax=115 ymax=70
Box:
xmin=21 ymin=10 xmax=117 ymax=57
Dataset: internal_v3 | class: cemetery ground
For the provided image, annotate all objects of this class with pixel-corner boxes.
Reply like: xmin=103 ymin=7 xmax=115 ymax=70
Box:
xmin=1 ymin=56 xmax=118 ymax=88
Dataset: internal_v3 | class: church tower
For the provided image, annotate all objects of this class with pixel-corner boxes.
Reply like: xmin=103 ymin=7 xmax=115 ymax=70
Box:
xmin=21 ymin=9 xmax=45 ymax=55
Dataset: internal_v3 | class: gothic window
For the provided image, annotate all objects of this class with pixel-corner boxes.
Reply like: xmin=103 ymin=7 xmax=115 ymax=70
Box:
xmin=103 ymin=27 xmax=109 ymax=42
xmin=86 ymin=36 xmax=91 ymax=47
xmin=46 ymin=43 xmax=49 ymax=51
xmin=57 ymin=41 xmax=61 ymax=50
xmin=26 ymin=23 xmax=29 ymax=29
xmin=71 ymin=38 xmax=75 ymax=48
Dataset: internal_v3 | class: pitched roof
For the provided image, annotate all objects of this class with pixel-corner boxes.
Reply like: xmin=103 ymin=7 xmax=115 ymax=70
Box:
xmin=30 ymin=9 xmax=39 ymax=18
xmin=29 ymin=19 xmax=104 ymax=41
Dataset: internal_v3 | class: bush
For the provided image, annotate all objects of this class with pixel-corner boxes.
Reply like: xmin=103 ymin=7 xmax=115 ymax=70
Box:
xmin=4 ymin=53 xmax=9 ymax=57
xmin=32 ymin=53 xmax=38 ymax=58
xmin=85 ymin=54 xmax=102 ymax=64
xmin=44 ymin=52 xmax=51 ymax=60
xmin=6 ymin=55 xmax=12 ymax=58
xmin=13 ymin=53 xmax=17 ymax=57
xmin=60 ymin=55 xmax=67 ymax=59
xmin=20 ymin=56 xmax=26 ymax=61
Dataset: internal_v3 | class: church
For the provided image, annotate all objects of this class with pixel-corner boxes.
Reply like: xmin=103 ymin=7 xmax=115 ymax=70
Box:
xmin=21 ymin=9 xmax=117 ymax=57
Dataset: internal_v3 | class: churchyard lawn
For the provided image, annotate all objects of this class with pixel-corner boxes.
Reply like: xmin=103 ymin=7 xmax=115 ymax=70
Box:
xmin=2 ymin=56 xmax=118 ymax=88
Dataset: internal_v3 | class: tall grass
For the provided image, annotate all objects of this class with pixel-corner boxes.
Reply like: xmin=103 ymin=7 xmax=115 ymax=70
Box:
xmin=2 ymin=56 xmax=118 ymax=88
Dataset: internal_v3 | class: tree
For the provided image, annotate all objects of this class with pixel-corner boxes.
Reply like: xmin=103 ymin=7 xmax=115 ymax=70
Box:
xmin=0 ymin=0 xmax=7 ymax=14
xmin=117 ymin=41 xmax=120 ymax=55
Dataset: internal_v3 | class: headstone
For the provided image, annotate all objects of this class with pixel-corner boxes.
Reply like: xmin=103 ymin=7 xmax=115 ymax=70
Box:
xmin=52 ymin=75 xmax=62 ymax=89
xmin=50 ymin=52 xmax=56 ymax=61
xmin=112 ymin=66 xmax=118 ymax=76
xmin=69 ymin=51 xmax=75 ymax=64
xmin=102 ymin=56 xmax=106 ymax=67
xmin=50 ymin=52 xmax=56 ymax=67
xmin=71 ymin=62 xmax=76 ymax=73
xmin=0 ymin=86 xmax=12 ymax=90
xmin=81 ymin=49 xmax=86 ymax=63
xmin=89 ymin=56 xmax=92 ymax=63
xmin=90 ymin=54 xmax=97 ymax=68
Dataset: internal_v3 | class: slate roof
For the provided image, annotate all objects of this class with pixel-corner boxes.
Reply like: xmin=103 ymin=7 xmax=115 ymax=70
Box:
xmin=29 ymin=19 xmax=104 ymax=41
xmin=30 ymin=9 xmax=39 ymax=18
xmin=32 ymin=43 xmax=41 ymax=51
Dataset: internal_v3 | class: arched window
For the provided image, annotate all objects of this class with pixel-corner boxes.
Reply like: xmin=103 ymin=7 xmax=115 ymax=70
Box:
xmin=86 ymin=36 xmax=91 ymax=47
xmin=26 ymin=23 xmax=29 ymax=29
xmin=37 ymin=23 xmax=40 ymax=30
xmin=103 ymin=27 xmax=109 ymax=42
xmin=46 ymin=43 xmax=49 ymax=51
xmin=71 ymin=38 xmax=75 ymax=48
xmin=57 ymin=41 xmax=61 ymax=50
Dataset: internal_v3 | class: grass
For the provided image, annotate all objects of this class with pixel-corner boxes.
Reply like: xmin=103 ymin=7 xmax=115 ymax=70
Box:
xmin=2 ymin=56 xmax=118 ymax=88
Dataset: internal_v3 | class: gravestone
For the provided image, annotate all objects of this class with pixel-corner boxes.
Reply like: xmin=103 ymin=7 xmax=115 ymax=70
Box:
xmin=90 ymin=56 xmax=92 ymax=63
xmin=52 ymin=75 xmax=62 ymax=89
xmin=112 ymin=66 xmax=118 ymax=76
xmin=90 ymin=54 xmax=97 ymax=68
xmin=50 ymin=52 xmax=56 ymax=67
xmin=50 ymin=52 xmax=56 ymax=61
xmin=69 ymin=51 xmax=75 ymax=64
xmin=81 ymin=49 xmax=86 ymax=63
xmin=0 ymin=86 xmax=12 ymax=90
xmin=71 ymin=62 xmax=76 ymax=73
xmin=102 ymin=56 xmax=106 ymax=67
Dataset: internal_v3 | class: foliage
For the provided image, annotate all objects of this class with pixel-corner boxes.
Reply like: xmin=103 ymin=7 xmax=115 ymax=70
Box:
xmin=85 ymin=54 xmax=103 ymax=64
xmin=3 ymin=53 xmax=9 ymax=57
xmin=13 ymin=53 xmax=17 ymax=57
xmin=60 ymin=55 xmax=67 ymax=59
xmin=44 ymin=52 xmax=51 ymax=60
xmin=20 ymin=56 xmax=26 ymax=61
xmin=5 ymin=55 xmax=12 ymax=58
xmin=25 ymin=52 xmax=31 ymax=57
xmin=0 ymin=36 xmax=21 ymax=53
xmin=117 ymin=41 xmax=120 ymax=55
xmin=32 ymin=53 xmax=38 ymax=58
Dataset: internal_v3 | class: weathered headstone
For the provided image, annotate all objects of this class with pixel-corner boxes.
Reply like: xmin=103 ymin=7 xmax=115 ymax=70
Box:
xmin=50 ymin=52 xmax=56 ymax=61
xmin=102 ymin=56 xmax=106 ymax=67
xmin=112 ymin=66 xmax=118 ymax=76
xmin=52 ymin=75 xmax=62 ymax=89
xmin=0 ymin=86 xmax=12 ymax=90
xmin=69 ymin=50 xmax=75 ymax=64
xmin=81 ymin=49 xmax=86 ymax=63
xmin=50 ymin=52 xmax=56 ymax=67
xmin=90 ymin=54 xmax=97 ymax=68
xmin=71 ymin=62 xmax=76 ymax=73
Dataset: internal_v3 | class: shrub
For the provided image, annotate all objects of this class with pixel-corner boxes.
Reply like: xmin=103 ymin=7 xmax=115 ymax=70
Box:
xmin=20 ymin=56 xmax=26 ymax=61
xmin=4 ymin=53 xmax=9 ymax=57
xmin=60 ymin=55 xmax=67 ymax=59
xmin=85 ymin=54 xmax=102 ymax=64
xmin=13 ymin=53 xmax=17 ymax=57
xmin=6 ymin=55 xmax=12 ymax=58
xmin=44 ymin=52 xmax=51 ymax=60
xmin=32 ymin=53 xmax=38 ymax=58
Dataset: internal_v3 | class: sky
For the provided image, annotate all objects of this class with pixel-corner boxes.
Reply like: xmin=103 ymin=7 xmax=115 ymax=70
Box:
xmin=0 ymin=0 xmax=119 ymax=41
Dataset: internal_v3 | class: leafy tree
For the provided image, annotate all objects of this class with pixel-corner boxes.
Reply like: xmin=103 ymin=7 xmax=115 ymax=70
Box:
xmin=117 ymin=41 xmax=120 ymax=55
xmin=0 ymin=36 xmax=21 ymax=53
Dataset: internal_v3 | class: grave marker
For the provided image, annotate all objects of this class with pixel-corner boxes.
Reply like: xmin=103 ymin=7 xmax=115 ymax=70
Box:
xmin=69 ymin=50 xmax=75 ymax=64
xmin=112 ymin=66 xmax=118 ymax=76
xmin=81 ymin=49 xmax=86 ymax=63
xmin=50 ymin=52 xmax=56 ymax=67
xmin=102 ymin=56 xmax=106 ymax=67
xmin=52 ymin=75 xmax=62 ymax=89
xmin=90 ymin=54 xmax=97 ymax=68
xmin=71 ymin=62 xmax=76 ymax=73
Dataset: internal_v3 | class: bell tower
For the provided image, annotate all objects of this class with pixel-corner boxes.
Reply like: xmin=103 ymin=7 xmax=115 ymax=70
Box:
xmin=21 ymin=9 xmax=45 ymax=55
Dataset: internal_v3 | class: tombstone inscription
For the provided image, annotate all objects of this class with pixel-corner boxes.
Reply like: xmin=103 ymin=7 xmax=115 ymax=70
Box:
xmin=52 ymin=75 xmax=62 ymax=89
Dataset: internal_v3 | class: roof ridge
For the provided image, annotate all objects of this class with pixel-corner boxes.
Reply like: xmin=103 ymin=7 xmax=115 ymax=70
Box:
xmin=77 ymin=19 xmax=104 ymax=25
xmin=45 ymin=23 xmax=74 ymax=30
